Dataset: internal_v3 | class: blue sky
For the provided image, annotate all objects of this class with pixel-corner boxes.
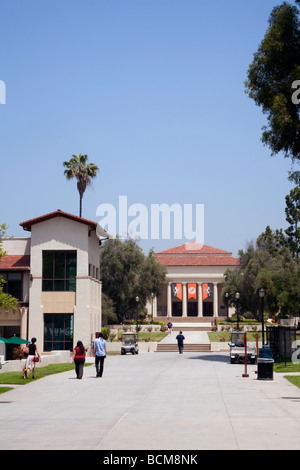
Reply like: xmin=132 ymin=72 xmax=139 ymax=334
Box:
xmin=0 ymin=0 xmax=298 ymax=256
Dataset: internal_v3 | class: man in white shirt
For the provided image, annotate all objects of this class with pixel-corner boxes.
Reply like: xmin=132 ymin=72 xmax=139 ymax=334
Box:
xmin=93 ymin=332 xmax=107 ymax=378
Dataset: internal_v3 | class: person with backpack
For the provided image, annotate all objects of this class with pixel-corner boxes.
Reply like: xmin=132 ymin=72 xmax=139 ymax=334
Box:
xmin=176 ymin=331 xmax=185 ymax=354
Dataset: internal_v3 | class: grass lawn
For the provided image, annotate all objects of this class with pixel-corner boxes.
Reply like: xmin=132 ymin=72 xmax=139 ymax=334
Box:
xmin=274 ymin=359 xmax=300 ymax=373
xmin=208 ymin=331 xmax=262 ymax=342
xmin=111 ymin=331 xmax=168 ymax=342
xmin=284 ymin=376 xmax=300 ymax=388
xmin=137 ymin=331 xmax=168 ymax=342
xmin=0 ymin=363 xmax=76 ymax=387
xmin=0 ymin=387 xmax=14 ymax=395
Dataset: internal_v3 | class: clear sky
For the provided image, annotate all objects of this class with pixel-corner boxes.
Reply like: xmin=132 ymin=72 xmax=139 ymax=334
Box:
xmin=0 ymin=0 xmax=298 ymax=256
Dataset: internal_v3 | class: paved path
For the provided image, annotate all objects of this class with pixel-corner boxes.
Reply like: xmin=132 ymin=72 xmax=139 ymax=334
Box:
xmin=1 ymin=352 xmax=300 ymax=450
xmin=160 ymin=329 xmax=210 ymax=344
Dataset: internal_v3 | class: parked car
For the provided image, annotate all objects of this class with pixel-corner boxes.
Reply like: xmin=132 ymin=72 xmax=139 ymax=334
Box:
xmin=229 ymin=331 xmax=256 ymax=364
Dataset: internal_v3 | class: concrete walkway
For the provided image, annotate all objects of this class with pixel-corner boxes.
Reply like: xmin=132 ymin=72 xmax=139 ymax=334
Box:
xmin=160 ymin=329 xmax=210 ymax=345
xmin=1 ymin=352 xmax=300 ymax=450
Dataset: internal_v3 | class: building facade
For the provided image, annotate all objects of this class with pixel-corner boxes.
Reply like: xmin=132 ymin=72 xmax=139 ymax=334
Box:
xmin=153 ymin=242 xmax=239 ymax=321
xmin=0 ymin=210 xmax=102 ymax=353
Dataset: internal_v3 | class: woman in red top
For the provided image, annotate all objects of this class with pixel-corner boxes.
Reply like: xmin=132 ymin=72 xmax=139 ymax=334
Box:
xmin=72 ymin=340 xmax=86 ymax=379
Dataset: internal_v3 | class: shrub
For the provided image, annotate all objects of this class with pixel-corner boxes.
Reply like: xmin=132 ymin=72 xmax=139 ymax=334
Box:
xmin=101 ymin=327 xmax=110 ymax=340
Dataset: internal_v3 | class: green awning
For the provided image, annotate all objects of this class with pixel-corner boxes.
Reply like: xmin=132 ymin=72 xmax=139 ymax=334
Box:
xmin=0 ymin=336 xmax=11 ymax=343
xmin=6 ymin=336 xmax=30 ymax=344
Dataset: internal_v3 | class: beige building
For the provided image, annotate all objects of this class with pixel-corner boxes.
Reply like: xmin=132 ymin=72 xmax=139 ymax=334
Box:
xmin=0 ymin=210 xmax=102 ymax=353
xmin=153 ymin=241 xmax=239 ymax=321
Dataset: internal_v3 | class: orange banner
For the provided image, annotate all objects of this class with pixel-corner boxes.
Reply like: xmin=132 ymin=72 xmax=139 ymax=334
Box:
xmin=188 ymin=283 xmax=197 ymax=300
xmin=171 ymin=283 xmax=182 ymax=300
xmin=202 ymin=283 xmax=213 ymax=300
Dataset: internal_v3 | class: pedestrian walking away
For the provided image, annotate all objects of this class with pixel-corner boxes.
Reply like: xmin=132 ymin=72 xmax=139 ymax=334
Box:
xmin=93 ymin=332 xmax=107 ymax=377
xmin=25 ymin=337 xmax=41 ymax=379
xmin=72 ymin=340 xmax=86 ymax=379
xmin=176 ymin=331 xmax=185 ymax=354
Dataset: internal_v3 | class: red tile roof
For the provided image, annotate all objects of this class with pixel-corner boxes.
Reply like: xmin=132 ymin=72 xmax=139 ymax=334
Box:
xmin=155 ymin=255 xmax=239 ymax=267
xmin=156 ymin=241 xmax=232 ymax=255
xmin=20 ymin=209 xmax=98 ymax=232
xmin=155 ymin=242 xmax=239 ymax=266
xmin=0 ymin=255 xmax=30 ymax=271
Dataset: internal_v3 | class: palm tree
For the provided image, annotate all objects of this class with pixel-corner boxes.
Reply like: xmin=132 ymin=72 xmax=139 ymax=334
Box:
xmin=63 ymin=154 xmax=99 ymax=218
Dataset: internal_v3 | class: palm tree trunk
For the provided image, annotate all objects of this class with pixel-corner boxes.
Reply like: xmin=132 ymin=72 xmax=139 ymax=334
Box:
xmin=79 ymin=193 xmax=83 ymax=218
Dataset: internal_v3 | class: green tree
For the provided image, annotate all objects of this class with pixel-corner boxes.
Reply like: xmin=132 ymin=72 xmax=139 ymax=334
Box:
xmin=0 ymin=225 xmax=18 ymax=312
xmin=285 ymin=185 xmax=300 ymax=258
xmin=245 ymin=2 xmax=300 ymax=161
xmin=223 ymin=226 xmax=300 ymax=319
xmin=101 ymin=292 xmax=118 ymax=325
xmin=100 ymin=238 xmax=166 ymax=323
xmin=63 ymin=154 xmax=99 ymax=217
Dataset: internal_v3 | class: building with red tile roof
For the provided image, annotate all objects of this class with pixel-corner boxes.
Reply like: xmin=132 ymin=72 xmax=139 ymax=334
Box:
xmin=0 ymin=210 xmax=102 ymax=353
xmin=152 ymin=241 xmax=239 ymax=321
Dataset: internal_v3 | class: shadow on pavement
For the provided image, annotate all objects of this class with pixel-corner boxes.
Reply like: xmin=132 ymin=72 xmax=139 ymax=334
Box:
xmin=188 ymin=353 xmax=229 ymax=363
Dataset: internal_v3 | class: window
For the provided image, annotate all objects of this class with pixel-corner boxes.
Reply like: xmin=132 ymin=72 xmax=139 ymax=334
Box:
xmin=44 ymin=313 xmax=74 ymax=351
xmin=42 ymin=251 xmax=77 ymax=292
xmin=0 ymin=272 xmax=22 ymax=300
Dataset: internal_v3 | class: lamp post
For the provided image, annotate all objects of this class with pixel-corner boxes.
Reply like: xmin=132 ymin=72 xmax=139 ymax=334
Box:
xmin=151 ymin=293 xmax=154 ymax=325
xmin=135 ymin=296 xmax=139 ymax=335
xmin=259 ymin=288 xmax=266 ymax=346
xmin=225 ymin=292 xmax=229 ymax=322
xmin=235 ymin=292 xmax=240 ymax=330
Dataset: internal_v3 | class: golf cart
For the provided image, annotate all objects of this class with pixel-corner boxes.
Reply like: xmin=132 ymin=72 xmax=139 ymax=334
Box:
xmin=229 ymin=331 xmax=256 ymax=364
xmin=121 ymin=333 xmax=139 ymax=355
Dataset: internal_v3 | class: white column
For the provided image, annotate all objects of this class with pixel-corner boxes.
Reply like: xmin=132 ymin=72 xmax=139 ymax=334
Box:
xmin=167 ymin=283 xmax=172 ymax=317
xmin=197 ymin=283 xmax=203 ymax=317
xmin=182 ymin=283 xmax=187 ymax=317
xmin=213 ymin=283 xmax=218 ymax=317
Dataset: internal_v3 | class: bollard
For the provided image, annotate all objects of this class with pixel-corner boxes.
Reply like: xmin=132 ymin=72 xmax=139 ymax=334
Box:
xmin=255 ymin=333 xmax=259 ymax=374
xmin=242 ymin=332 xmax=249 ymax=377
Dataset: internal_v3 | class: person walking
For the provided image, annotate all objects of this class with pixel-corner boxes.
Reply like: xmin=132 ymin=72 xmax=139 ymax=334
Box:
xmin=176 ymin=331 xmax=185 ymax=354
xmin=167 ymin=320 xmax=173 ymax=334
xmin=25 ymin=337 xmax=41 ymax=379
xmin=72 ymin=340 xmax=86 ymax=379
xmin=93 ymin=332 xmax=107 ymax=378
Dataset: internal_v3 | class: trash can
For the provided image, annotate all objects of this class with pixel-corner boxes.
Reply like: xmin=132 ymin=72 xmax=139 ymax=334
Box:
xmin=257 ymin=357 xmax=274 ymax=380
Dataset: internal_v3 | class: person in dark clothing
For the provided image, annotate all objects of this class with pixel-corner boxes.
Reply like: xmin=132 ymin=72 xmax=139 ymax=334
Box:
xmin=25 ymin=337 xmax=41 ymax=379
xmin=176 ymin=331 xmax=185 ymax=354
xmin=167 ymin=321 xmax=173 ymax=334
xmin=72 ymin=340 xmax=86 ymax=379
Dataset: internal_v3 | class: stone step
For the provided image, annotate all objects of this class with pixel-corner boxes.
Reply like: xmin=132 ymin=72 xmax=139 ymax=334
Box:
xmin=172 ymin=326 xmax=212 ymax=332
xmin=155 ymin=317 xmax=220 ymax=323
xmin=156 ymin=343 xmax=211 ymax=352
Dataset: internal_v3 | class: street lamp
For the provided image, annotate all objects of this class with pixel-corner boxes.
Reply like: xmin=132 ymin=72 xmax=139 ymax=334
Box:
xmin=235 ymin=292 xmax=240 ymax=330
xmin=225 ymin=292 xmax=229 ymax=322
xmin=135 ymin=296 xmax=139 ymax=334
xmin=259 ymin=288 xmax=266 ymax=346
xmin=151 ymin=293 xmax=154 ymax=325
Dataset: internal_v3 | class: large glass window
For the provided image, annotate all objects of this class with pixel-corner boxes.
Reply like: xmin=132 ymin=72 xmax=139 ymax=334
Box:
xmin=44 ymin=313 xmax=74 ymax=351
xmin=42 ymin=251 xmax=77 ymax=292
xmin=0 ymin=272 xmax=22 ymax=300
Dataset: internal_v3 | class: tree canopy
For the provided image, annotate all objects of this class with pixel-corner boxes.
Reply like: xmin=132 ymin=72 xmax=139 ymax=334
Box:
xmin=245 ymin=1 xmax=300 ymax=162
xmin=0 ymin=225 xmax=18 ymax=312
xmin=63 ymin=154 xmax=99 ymax=217
xmin=100 ymin=238 xmax=166 ymax=323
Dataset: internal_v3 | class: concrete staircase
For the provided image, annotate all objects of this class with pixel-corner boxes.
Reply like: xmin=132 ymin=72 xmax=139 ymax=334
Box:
xmin=156 ymin=327 xmax=212 ymax=353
